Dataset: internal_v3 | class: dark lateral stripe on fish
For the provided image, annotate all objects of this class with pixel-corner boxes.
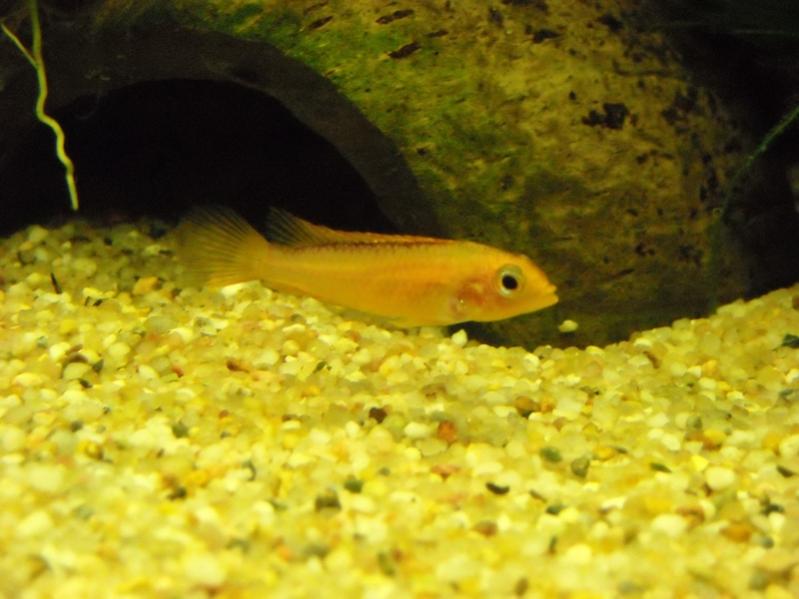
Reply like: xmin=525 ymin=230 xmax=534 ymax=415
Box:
xmin=272 ymin=238 xmax=459 ymax=254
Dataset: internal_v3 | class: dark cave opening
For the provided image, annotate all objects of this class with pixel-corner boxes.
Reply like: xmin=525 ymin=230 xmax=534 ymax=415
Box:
xmin=0 ymin=78 xmax=399 ymax=235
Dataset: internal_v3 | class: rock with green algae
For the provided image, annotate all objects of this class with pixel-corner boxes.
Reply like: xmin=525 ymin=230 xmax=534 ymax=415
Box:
xmin=11 ymin=0 xmax=757 ymax=347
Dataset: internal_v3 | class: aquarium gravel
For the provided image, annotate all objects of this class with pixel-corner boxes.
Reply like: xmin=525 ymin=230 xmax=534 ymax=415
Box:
xmin=1 ymin=218 xmax=798 ymax=598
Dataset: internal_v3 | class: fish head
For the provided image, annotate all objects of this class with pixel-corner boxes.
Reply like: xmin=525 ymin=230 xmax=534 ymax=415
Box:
xmin=449 ymin=251 xmax=558 ymax=324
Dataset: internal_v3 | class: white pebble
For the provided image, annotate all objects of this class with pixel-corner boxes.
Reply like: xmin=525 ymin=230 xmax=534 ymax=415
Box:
xmin=12 ymin=332 xmax=41 ymax=357
xmin=342 ymin=369 xmax=366 ymax=383
xmin=651 ymin=514 xmax=687 ymax=538
xmin=344 ymin=421 xmax=362 ymax=438
xmin=403 ymin=421 xmax=432 ymax=440
xmin=129 ymin=420 xmax=171 ymax=450
xmin=727 ymin=430 xmax=757 ymax=448
xmin=12 ymin=372 xmax=43 ymax=387
xmin=1 ymin=426 xmax=26 ymax=452
xmin=669 ymin=362 xmax=687 ymax=377
xmin=279 ymin=359 xmax=301 ymax=377
xmin=142 ymin=243 xmax=165 ymax=257
xmin=17 ymin=510 xmax=53 ymax=537
xmin=768 ymin=511 xmax=786 ymax=534
xmin=628 ymin=355 xmax=652 ymax=368
xmin=523 ymin=353 xmax=540 ymax=369
xmin=0 ymin=394 xmax=21 ymax=409
xmin=183 ymin=552 xmax=226 ymax=587
xmin=252 ymin=348 xmax=280 ymax=369
xmin=286 ymin=452 xmax=313 ymax=468
xmin=778 ymin=434 xmax=799 ymax=458
xmin=691 ymin=455 xmax=709 ymax=472
xmin=558 ymin=319 xmax=579 ymax=333
xmin=137 ymin=364 xmax=159 ymax=381
xmin=435 ymin=553 xmax=478 ymax=582
xmin=61 ymin=388 xmax=89 ymax=404
xmin=169 ymin=327 xmax=195 ymax=343
xmin=308 ymin=428 xmax=332 ymax=446
xmin=646 ymin=413 xmax=669 ymax=427
xmin=62 ymin=397 xmax=104 ymax=423
xmin=27 ymin=225 xmax=49 ymax=244
xmin=62 ymin=362 xmax=91 ymax=381
xmin=351 ymin=348 xmax=373 ymax=365
xmin=106 ymin=342 xmax=131 ymax=361
xmin=333 ymin=337 xmax=358 ymax=353
xmin=562 ymin=543 xmax=593 ymax=564
xmin=252 ymin=500 xmax=275 ymax=527
xmin=281 ymin=340 xmax=300 ymax=356
xmin=705 ymin=466 xmax=736 ymax=491
xmin=48 ymin=341 xmax=72 ymax=362
xmin=354 ymin=514 xmax=388 ymax=544
xmin=219 ymin=282 xmax=247 ymax=298
xmin=659 ymin=432 xmax=682 ymax=452
xmin=26 ymin=272 xmax=47 ymax=287
xmin=698 ymin=377 xmax=717 ymax=391
xmin=451 ymin=329 xmax=468 ymax=347
xmin=27 ymin=464 xmax=66 ymax=494
xmin=72 ymin=257 xmax=97 ymax=277
xmin=600 ymin=496 xmax=627 ymax=512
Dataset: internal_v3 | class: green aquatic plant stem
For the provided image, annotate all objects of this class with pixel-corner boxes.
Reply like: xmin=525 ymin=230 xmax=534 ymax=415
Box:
xmin=724 ymin=101 xmax=799 ymax=218
xmin=2 ymin=0 xmax=79 ymax=211
xmin=741 ymin=102 xmax=799 ymax=178
xmin=0 ymin=21 xmax=35 ymax=66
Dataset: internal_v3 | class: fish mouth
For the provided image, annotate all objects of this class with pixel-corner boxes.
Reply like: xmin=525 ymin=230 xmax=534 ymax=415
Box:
xmin=537 ymin=286 xmax=558 ymax=309
xmin=540 ymin=292 xmax=558 ymax=308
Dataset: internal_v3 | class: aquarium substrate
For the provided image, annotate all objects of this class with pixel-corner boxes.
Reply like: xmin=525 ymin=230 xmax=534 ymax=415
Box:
xmin=0 ymin=218 xmax=797 ymax=598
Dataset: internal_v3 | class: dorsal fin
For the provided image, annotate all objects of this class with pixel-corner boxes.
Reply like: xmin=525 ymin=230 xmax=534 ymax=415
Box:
xmin=265 ymin=207 xmax=343 ymax=246
xmin=264 ymin=207 xmax=448 ymax=247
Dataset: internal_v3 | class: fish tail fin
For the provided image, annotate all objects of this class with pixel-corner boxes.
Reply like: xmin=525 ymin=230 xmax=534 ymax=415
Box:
xmin=177 ymin=206 xmax=270 ymax=287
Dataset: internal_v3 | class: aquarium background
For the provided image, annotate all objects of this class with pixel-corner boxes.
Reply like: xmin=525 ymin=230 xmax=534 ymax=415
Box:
xmin=0 ymin=2 xmax=798 ymax=597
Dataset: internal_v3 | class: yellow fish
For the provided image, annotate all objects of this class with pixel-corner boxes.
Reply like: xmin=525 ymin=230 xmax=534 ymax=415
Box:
xmin=178 ymin=206 xmax=558 ymax=327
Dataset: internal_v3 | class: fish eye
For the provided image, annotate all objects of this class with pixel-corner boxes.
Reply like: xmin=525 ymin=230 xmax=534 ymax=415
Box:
xmin=497 ymin=264 xmax=524 ymax=297
xmin=502 ymin=273 xmax=518 ymax=291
